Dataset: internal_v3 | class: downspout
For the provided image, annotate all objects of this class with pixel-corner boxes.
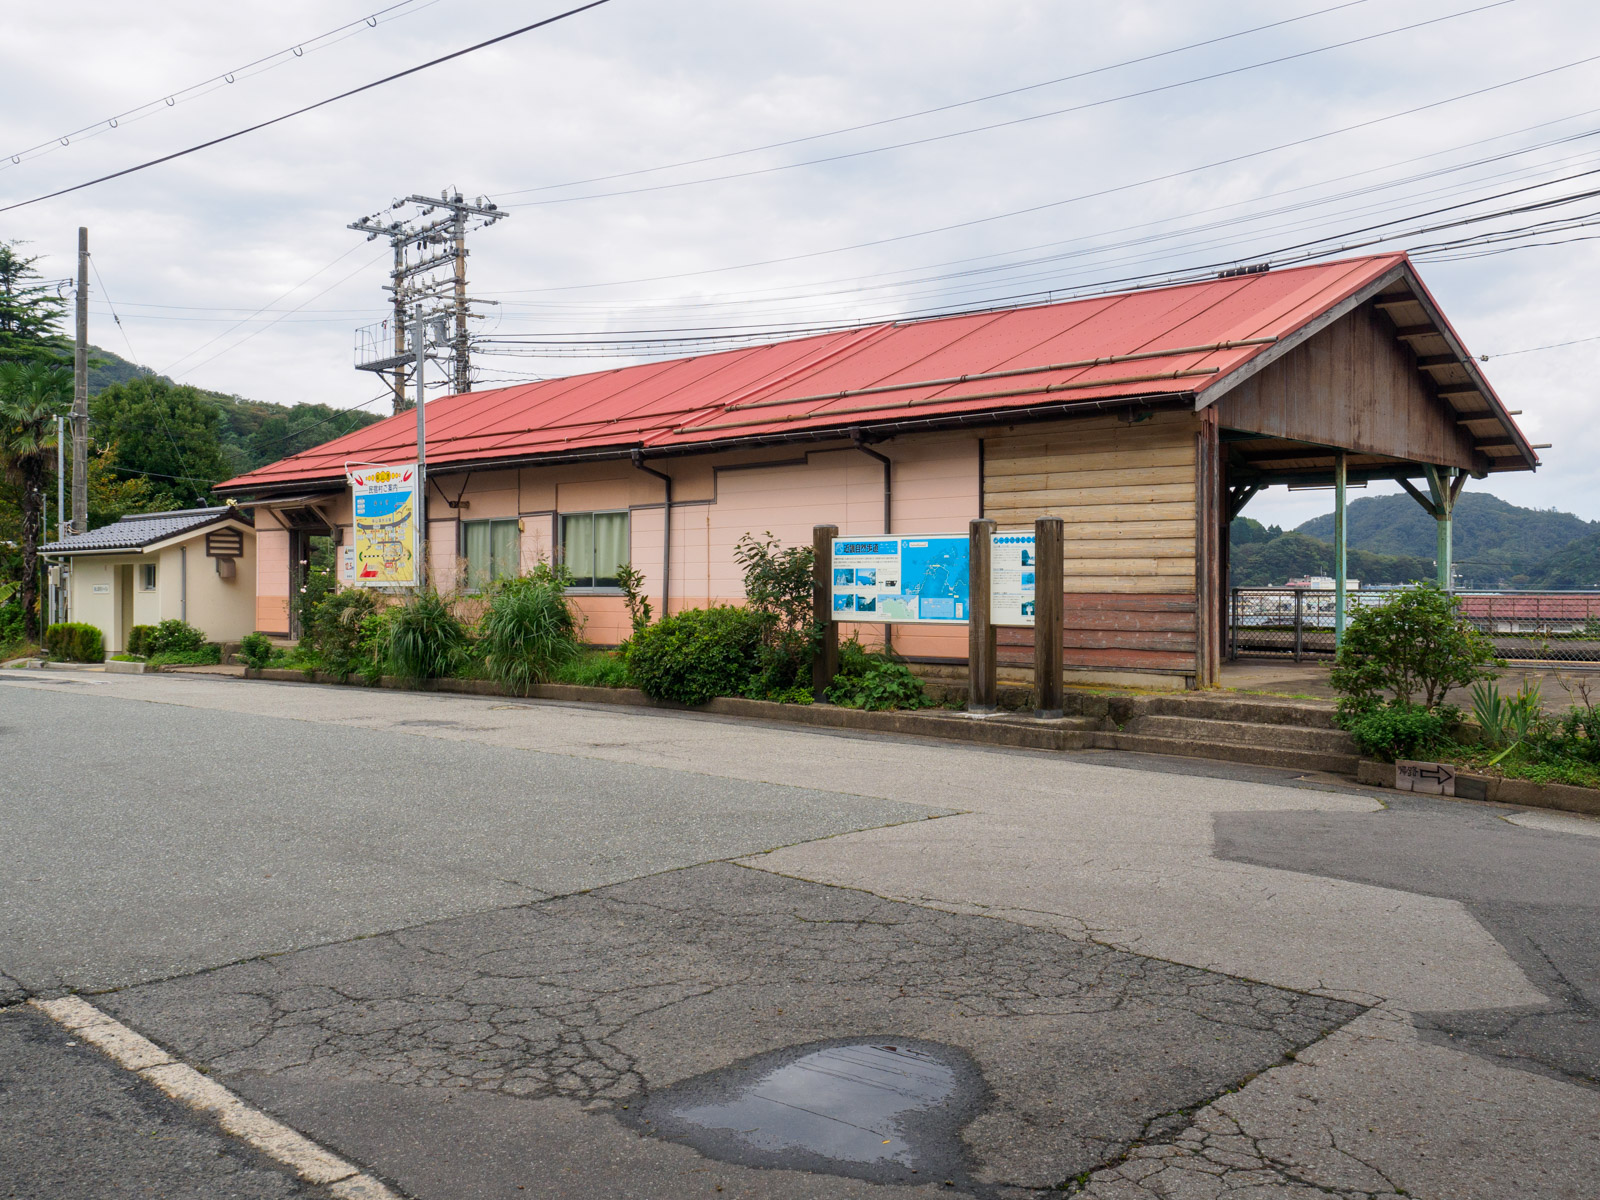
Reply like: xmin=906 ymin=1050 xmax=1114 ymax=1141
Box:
xmin=181 ymin=546 xmax=188 ymax=623
xmin=631 ymin=451 xmax=672 ymax=617
xmin=851 ymin=429 xmax=894 ymax=652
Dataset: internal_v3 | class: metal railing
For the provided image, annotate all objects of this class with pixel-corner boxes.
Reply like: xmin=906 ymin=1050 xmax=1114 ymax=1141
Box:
xmin=1229 ymin=588 xmax=1600 ymax=664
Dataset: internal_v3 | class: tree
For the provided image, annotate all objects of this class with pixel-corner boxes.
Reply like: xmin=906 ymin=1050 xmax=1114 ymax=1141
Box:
xmin=0 ymin=361 xmax=71 ymax=642
xmin=90 ymin=377 xmax=232 ymax=506
xmin=1330 ymin=584 xmax=1501 ymax=714
xmin=0 ymin=242 xmax=69 ymax=365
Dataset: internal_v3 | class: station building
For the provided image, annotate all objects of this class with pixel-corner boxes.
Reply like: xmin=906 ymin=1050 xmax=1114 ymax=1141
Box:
xmin=217 ymin=253 xmax=1538 ymax=690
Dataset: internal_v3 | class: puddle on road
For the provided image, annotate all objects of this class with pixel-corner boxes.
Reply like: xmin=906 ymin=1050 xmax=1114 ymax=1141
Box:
xmin=629 ymin=1038 xmax=985 ymax=1188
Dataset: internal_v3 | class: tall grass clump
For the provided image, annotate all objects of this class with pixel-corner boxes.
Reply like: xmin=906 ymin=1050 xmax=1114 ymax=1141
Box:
xmin=387 ymin=589 xmax=468 ymax=685
xmin=480 ymin=573 xmax=579 ymax=695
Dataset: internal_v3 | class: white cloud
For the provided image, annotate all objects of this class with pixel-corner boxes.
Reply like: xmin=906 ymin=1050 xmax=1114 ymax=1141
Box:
xmin=3 ymin=0 xmax=1595 ymax=522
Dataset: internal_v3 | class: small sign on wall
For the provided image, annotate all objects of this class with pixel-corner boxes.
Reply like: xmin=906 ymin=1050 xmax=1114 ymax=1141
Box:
xmin=91 ymin=584 xmax=111 ymax=594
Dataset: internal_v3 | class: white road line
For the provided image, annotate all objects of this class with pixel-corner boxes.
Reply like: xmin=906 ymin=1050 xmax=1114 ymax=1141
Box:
xmin=30 ymin=996 xmax=400 ymax=1198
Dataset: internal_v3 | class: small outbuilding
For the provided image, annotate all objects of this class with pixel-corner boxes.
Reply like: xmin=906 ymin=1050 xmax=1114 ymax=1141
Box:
xmin=40 ymin=506 xmax=257 ymax=654
xmin=219 ymin=252 xmax=1539 ymax=689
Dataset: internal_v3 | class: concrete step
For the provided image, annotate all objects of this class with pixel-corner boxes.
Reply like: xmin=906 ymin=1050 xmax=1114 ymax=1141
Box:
xmin=1091 ymin=731 xmax=1359 ymax=775
xmin=1124 ymin=714 xmax=1357 ymax=755
xmin=1135 ymin=694 xmax=1341 ymax=729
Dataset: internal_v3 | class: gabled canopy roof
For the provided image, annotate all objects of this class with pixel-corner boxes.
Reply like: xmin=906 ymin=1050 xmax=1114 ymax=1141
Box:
xmin=40 ymin=506 xmax=252 ymax=556
xmin=218 ymin=253 xmax=1536 ymax=495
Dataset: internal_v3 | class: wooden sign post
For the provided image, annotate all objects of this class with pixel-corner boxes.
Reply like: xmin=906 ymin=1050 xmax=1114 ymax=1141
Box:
xmin=968 ymin=518 xmax=997 ymax=712
xmin=1033 ymin=515 xmax=1064 ymax=718
xmin=812 ymin=524 xmax=840 ymax=701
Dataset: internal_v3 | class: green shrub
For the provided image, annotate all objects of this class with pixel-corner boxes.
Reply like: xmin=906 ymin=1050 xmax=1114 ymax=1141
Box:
xmin=1344 ymin=702 xmax=1448 ymax=762
xmin=734 ymin=531 xmax=819 ymax=695
xmin=354 ymin=609 xmax=393 ymax=683
xmin=1330 ymin=584 xmax=1500 ymax=717
xmin=626 ymin=605 xmax=769 ymax=705
xmin=146 ymin=645 xmax=222 ymax=668
xmin=127 ymin=625 xmax=156 ymax=657
xmin=615 ymin=563 xmax=652 ymax=642
xmin=553 ymin=649 xmax=632 ymax=688
xmin=388 ymin=590 xmax=468 ymax=685
xmin=146 ymin=618 xmax=206 ymax=656
xmin=825 ymin=639 xmax=933 ymax=711
xmin=238 ymin=632 xmax=275 ymax=670
xmin=44 ymin=622 xmax=104 ymax=662
xmin=306 ymin=588 xmax=378 ymax=680
xmin=480 ymin=574 xmax=579 ymax=695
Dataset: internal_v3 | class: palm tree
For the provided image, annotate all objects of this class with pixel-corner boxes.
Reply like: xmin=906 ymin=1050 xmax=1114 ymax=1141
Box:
xmin=0 ymin=361 xmax=71 ymax=644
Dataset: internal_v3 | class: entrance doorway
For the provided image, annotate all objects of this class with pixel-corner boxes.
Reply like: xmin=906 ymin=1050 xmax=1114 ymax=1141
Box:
xmin=117 ymin=564 xmax=134 ymax=652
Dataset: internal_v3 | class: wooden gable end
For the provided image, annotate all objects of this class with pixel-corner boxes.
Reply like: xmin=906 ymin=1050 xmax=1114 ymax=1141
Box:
xmin=1211 ymin=301 xmax=1482 ymax=472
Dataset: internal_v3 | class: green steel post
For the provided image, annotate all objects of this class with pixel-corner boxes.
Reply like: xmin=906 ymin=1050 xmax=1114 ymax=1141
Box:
xmin=1333 ymin=452 xmax=1348 ymax=646
xmin=1425 ymin=465 xmax=1456 ymax=592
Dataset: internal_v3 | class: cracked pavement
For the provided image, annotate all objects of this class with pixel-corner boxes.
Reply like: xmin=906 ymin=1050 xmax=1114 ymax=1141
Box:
xmin=3 ymin=670 xmax=1598 ymax=1198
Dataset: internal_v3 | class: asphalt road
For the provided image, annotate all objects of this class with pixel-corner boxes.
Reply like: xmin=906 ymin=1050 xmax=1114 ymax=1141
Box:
xmin=2 ymin=669 xmax=1597 ymax=1199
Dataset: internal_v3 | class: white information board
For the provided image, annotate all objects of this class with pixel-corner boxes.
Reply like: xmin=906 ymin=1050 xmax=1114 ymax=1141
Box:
xmin=990 ymin=531 xmax=1036 ymax=627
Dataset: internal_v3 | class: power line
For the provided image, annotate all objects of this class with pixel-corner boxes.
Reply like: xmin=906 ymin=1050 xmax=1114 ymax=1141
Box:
xmin=488 ymin=46 xmax=1600 ymax=298
xmin=503 ymin=0 xmax=1517 ymax=209
xmin=1480 ymin=333 xmax=1600 ymax=358
xmin=0 ymin=0 xmax=443 ymax=171
xmin=0 ymin=0 xmax=614 ymax=214
xmin=502 ymin=0 xmax=1383 ymax=199
xmin=169 ymin=251 xmax=388 ymax=381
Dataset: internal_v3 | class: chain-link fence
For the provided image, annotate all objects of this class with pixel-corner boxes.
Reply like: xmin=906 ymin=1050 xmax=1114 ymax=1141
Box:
xmin=1229 ymin=589 xmax=1600 ymax=664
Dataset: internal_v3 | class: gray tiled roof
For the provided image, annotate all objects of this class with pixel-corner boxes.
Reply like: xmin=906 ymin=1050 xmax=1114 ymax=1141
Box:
xmin=39 ymin=507 xmax=248 ymax=555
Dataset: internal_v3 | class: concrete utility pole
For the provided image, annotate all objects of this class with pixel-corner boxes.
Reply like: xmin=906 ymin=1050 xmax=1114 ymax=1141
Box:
xmin=71 ymin=227 xmax=88 ymax=533
xmin=414 ymin=305 xmax=429 ymax=591
xmin=348 ymin=191 xmax=505 ymax=412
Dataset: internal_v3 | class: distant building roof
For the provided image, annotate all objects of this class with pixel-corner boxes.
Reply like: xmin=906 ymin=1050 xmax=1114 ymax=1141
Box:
xmin=40 ymin=506 xmax=251 ymax=556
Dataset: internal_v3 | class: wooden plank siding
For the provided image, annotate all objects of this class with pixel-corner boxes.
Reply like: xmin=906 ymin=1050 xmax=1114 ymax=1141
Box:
xmin=1213 ymin=300 xmax=1482 ymax=471
xmin=984 ymin=411 xmax=1201 ymax=675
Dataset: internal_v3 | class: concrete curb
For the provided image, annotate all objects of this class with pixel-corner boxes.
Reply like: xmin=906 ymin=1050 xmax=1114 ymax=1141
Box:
xmin=242 ymin=667 xmax=1101 ymax=752
xmin=1355 ymin=759 xmax=1600 ymax=817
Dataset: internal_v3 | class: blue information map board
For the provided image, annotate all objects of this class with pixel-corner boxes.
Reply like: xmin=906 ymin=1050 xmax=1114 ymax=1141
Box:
xmin=830 ymin=535 xmax=970 ymax=624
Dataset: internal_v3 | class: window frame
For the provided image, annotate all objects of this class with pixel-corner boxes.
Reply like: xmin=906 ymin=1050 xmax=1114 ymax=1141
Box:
xmin=459 ymin=517 xmax=522 ymax=591
xmin=559 ymin=509 xmax=631 ymax=593
xmin=138 ymin=563 xmax=157 ymax=591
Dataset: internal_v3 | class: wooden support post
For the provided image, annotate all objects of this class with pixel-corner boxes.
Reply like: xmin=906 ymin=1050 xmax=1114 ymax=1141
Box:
xmin=1033 ymin=516 xmax=1064 ymax=718
xmin=1193 ymin=411 xmax=1221 ymax=687
xmin=1333 ymin=451 xmax=1348 ymax=646
xmin=812 ymin=525 xmax=839 ymax=701
xmin=968 ymin=518 xmax=997 ymax=712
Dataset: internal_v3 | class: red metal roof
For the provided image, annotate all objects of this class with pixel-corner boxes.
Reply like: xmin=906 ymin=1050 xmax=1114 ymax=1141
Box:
xmin=221 ymin=253 xmax=1414 ymax=492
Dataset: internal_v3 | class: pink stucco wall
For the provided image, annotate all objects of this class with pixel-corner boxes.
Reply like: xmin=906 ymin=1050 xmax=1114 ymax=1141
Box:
xmin=251 ymin=433 xmax=982 ymax=659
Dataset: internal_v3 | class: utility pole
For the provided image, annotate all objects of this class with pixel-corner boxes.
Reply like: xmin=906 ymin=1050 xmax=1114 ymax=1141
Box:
xmin=72 ymin=227 xmax=88 ymax=534
xmin=413 ymin=305 xmax=429 ymax=590
xmin=348 ymin=190 xmax=505 ymax=412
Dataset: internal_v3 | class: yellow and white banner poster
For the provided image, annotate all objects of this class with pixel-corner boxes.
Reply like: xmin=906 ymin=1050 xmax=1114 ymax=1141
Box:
xmin=350 ymin=464 xmax=419 ymax=587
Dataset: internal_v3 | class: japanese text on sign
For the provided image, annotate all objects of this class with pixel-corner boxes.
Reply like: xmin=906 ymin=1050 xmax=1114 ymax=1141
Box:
xmin=830 ymin=535 xmax=970 ymax=623
xmin=350 ymin=463 xmax=419 ymax=587
xmin=990 ymin=531 xmax=1036 ymax=627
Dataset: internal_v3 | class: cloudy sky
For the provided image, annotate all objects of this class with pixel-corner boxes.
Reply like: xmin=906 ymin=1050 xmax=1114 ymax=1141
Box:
xmin=4 ymin=0 xmax=1598 ymax=528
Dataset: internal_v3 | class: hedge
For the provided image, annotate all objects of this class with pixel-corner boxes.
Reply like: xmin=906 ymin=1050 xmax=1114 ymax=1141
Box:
xmin=44 ymin=622 xmax=105 ymax=663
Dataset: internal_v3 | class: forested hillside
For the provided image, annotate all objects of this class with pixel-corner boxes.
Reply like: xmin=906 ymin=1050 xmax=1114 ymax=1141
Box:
xmin=1233 ymin=491 xmax=1598 ymax=589
xmin=1295 ymin=492 xmax=1593 ymax=586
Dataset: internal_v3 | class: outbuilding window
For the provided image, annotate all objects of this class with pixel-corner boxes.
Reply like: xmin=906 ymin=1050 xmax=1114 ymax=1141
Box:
xmin=139 ymin=564 xmax=157 ymax=591
xmin=560 ymin=511 xmax=629 ymax=589
xmin=462 ymin=519 xmax=520 ymax=588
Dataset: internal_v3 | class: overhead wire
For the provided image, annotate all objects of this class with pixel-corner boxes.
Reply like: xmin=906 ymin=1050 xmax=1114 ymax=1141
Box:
xmin=485 ymin=46 xmax=1600 ymax=299
xmin=0 ymin=0 xmax=614 ymax=214
xmin=502 ymin=0 xmax=1517 ymax=209
xmin=1 ymin=0 xmax=445 ymax=171
xmin=503 ymin=0 xmax=1385 ymax=198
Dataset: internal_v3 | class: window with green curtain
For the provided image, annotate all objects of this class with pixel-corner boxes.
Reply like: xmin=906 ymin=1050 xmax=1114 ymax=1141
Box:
xmin=463 ymin=518 xmax=520 ymax=588
xmin=560 ymin=510 xmax=630 ymax=587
